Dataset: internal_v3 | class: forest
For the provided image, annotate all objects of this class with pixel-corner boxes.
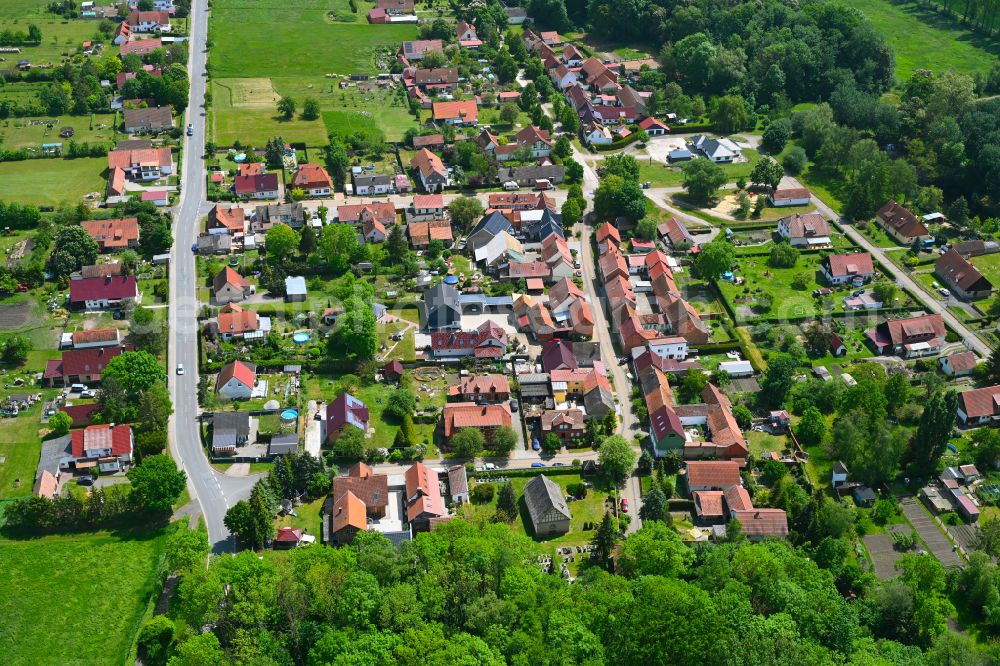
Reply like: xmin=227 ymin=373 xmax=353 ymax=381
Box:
xmin=145 ymin=518 xmax=1000 ymax=665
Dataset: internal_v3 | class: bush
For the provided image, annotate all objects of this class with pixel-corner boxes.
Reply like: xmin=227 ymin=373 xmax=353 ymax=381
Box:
xmin=783 ymin=146 xmax=808 ymax=175
xmin=567 ymin=482 xmax=588 ymax=499
xmin=890 ymin=529 xmax=916 ymax=551
xmin=471 ymin=483 xmax=495 ymax=503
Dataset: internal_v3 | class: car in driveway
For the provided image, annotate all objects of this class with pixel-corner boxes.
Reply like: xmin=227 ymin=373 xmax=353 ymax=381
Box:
xmin=938 ymin=288 xmax=951 ymax=298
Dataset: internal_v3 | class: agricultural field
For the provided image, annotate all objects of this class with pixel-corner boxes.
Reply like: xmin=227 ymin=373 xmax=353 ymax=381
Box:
xmin=0 ymin=113 xmax=120 ymax=151
xmin=0 ymin=527 xmax=173 ymax=665
xmin=0 ymin=156 xmax=105 ymax=206
xmin=208 ymin=0 xmax=419 ymax=146
xmin=844 ymin=0 xmax=1000 ymax=79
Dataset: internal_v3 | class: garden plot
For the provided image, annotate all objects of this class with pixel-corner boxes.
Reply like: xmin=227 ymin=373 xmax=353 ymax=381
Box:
xmin=216 ymin=78 xmax=282 ymax=109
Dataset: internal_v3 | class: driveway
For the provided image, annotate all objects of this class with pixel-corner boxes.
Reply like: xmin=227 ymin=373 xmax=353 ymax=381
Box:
xmin=898 ymin=496 xmax=964 ymax=569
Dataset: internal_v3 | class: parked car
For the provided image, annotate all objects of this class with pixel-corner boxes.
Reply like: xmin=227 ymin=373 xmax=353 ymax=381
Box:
xmin=80 ymin=389 xmax=95 ymax=398
xmin=530 ymin=462 xmax=545 ymax=468
xmin=77 ymin=475 xmax=94 ymax=486
xmin=186 ymin=124 xmax=193 ymax=136
xmin=939 ymin=288 xmax=951 ymax=297
xmin=481 ymin=462 xmax=498 ymax=471
xmin=620 ymin=497 xmax=629 ymax=512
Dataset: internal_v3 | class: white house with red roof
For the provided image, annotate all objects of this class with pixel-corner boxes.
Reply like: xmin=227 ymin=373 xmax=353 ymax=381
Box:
xmin=820 ymin=252 xmax=875 ymax=285
xmin=67 ymin=424 xmax=134 ymax=473
xmin=69 ymin=276 xmax=138 ymax=310
xmin=216 ymin=360 xmax=256 ymax=400
xmin=638 ymin=117 xmax=669 ymax=136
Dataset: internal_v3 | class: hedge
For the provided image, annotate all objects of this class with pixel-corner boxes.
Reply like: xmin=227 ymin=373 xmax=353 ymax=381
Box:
xmin=593 ymin=131 xmax=645 ymax=152
xmin=473 ymin=467 xmax=583 ymax=480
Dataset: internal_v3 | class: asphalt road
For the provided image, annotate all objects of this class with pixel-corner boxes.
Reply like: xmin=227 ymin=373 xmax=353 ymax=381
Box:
xmin=167 ymin=0 xmax=253 ymax=553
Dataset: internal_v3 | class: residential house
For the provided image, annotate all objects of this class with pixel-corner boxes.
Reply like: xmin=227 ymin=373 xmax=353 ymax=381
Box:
xmin=69 ymin=276 xmax=137 ymax=310
xmin=122 ymin=106 xmax=173 ymax=133
xmin=541 ymin=409 xmax=585 ymax=443
xmin=377 ymin=0 xmax=414 ymax=13
xmin=448 ymin=465 xmax=469 ymax=505
xmin=43 ymin=345 xmax=126 ymax=387
xmin=332 ymin=462 xmax=389 ymax=518
xmin=523 ymin=475 xmax=571 ymax=535
xmin=689 ymin=135 xmax=741 ymax=163
xmin=658 ymin=217 xmax=693 ymax=249
xmin=769 ymin=187 xmax=812 ymax=207
xmin=583 ymin=122 xmax=613 ymax=146
xmin=429 ymin=320 xmax=508 ymax=358
xmin=126 ymin=10 xmax=170 ymax=31
xmin=292 ymin=164 xmax=333 ymax=197
xmin=820 ymin=252 xmax=875 ymax=285
xmin=777 ymin=213 xmax=831 ymax=248
xmin=118 ymin=37 xmax=163 ymax=57
xmin=196 ymin=232 xmax=232 ymax=255
xmin=401 ymin=39 xmax=443 ymax=61
xmin=542 ymin=338 xmax=578 ymax=371
xmin=474 ymin=231 xmax=524 ymax=268
xmin=235 ymin=173 xmax=280 ymax=200
xmin=207 ymin=205 xmax=246 ymax=237
xmin=33 ymin=470 xmax=59 ymax=499
xmin=523 ymin=209 xmax=564 ymax=242
xmin=957 ymin=385 xmax=1000 ymax=425
xmin=81 ymin=217 xmax=140 ymax=252
xmin=685 ymin=460 xmax=742 ymax=492
xmin=254 ymin=202 xmax=305 ymax=231
xmin=432 ymin=99 xmax=478 ymax=126
xmin=141 ymin=190 xmax=168 ymax=207
xmin=216 ymin=360 xmax=256 ymax=400
xmin=488 ymin=191 xmax=556 ymax=212
xmin=506 ymin=260 xmax=552 ymax=282
xmin=731 ymin=509 xmax=790 ymax=540
xmin=876 ymin=201 xmax=931 ymax=244
xmin=596 ymin=222 xmax=620 ymax=253
xmin=326 ymin=393 xmax=371 ymax=442
xmin=363 ymin=218 xmax=387 ymax=243
xmin=497 ymin=165 xmax=565 ymax=187
xmin=352 ymin=173 xmax=393 ymax=196
xmin=69 ymin=424 xmax=134 ymax=473
xmin=213 ymin=267 xmax=252 ymax=305
xmin=412 ymin=134 xmax=445 ymax=150
xmin=113 ymin=21 xmax=132 ymax=44
xmin=448 ymin=374 xmax=511 ymax=403
xmin=217 ymin=303 xmax=270 ymax=340
xmin=442 ymin=402 xmax=512 ymax=440
xmin=407 ymin=219 xmax=453 ymax=248
xmin=211 ymin=411 xmax=252 ymax=454
xmin=410 ymin=148 xmax=449 ymax=193
xmin=658 ymin=293 xmax=710 ymax=345
xmin=337 ymin=201 xmax=396 ymax=228
xmin=327 ymin=490 xmax=367 ymax=545
xmin=405 ymin=462 xmax=447 ymax=530
xmin=423 ymin=282 xmax=462 ymax=331
xmin=940 ymin=351 xmax=978 ymax=377
xmin=466 ymin=211 xmax=513 ymax=252
xmin=407 ymin=193 xmax=446 ymax=222
xmin=935 ymin=248 xmax=993 ymax=300
xmin=107 ymin=146 xmax=172 ymax=181
xmin=866 ymin=314 xmax=946 ymax=358
xmin=414 ymin=67 xmax=458 ymax=92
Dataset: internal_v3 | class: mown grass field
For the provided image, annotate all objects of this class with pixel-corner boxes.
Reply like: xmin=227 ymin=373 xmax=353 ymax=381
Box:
xmin=844 ymin=0 xmax=1000 ymax=79
xmin=208 ymin=0 xmax=418 ymax=146
xmin=0 ymin=0 xmax=101 ymax=65
xmin=0 ymin=157 xmax=105 ymax=206
xmin=0 ymin=113 xmax=120 ymax=150
xmin=637 ymin=148 xmax=764 ymax=188
xmin=970 ymin=252 xmax=1000 ymax=288
xmin=0 ymin=527 xmax=172 ymax=665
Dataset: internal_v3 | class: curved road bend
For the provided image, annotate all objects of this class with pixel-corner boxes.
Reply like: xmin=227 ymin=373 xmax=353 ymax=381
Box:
xmin=168 ymin=0 xmax=254 ymax=552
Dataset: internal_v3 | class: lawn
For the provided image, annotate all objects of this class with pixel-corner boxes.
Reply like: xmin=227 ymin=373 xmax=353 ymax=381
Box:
xmin=717 ymin=253 xmax=839 ymax=319
xmin=0 ymin=398 xmax=51 ymax=499
xmin=0 ymin=157 xmax=105 ymax=206
xmin=0 ymin=113 xmax=120 ymax=151
xmin=0 ymin=526 xmax=173 ymax=665
xmin=970 ymin=252 xmax=1000 ymax=288
xmin=637 ymin=149 xmax=764 ymax=188
xmin=844 ymin=0 xmax=1000 ymax=79
xmin=0 ymin=0 xmax=100 ymax=65
xmin=459 ymin=470 xmax=614 ymax=548
xmin=806 ymin=324 xmax=875 ymax=369
xmin=747 ymin=430 xmax=789 ymax=458
xmin=858 ymin=221 xmax=905 ymax=248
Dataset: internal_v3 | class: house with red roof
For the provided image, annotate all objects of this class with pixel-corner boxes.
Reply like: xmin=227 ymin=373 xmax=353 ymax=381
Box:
xmin=273 ymin=526 xmax=303 ymax=549
xmin=407 ymin=193 xmax=446 ymax=221
xmin=957 ymin=385 xmax=1000 ymax=426
xmin=442 ymin=402 xmax=512 ymax=440
xmin=876 ymin=200 xmax=931 ymax=244
xmin=216 ymin=360 xmax=256 ymax=400
xmin=410 ymin=148 xmax=449 ymax=193
xmin=327 ymin=490 xmax=368 ymax=545
xmin=407 ymin=219 xmax=453 ymax=248
xmin=69 ymin=328 xmax=121 ymax=350
xmin=217 ymin=303 xmax=270 ymax=340
xmin=68 ymin=424 xmax=134 ymax=473
xmin=127 ymin=10 xmax=170 ymax=32
xmin=638 ymin=117 xmax=669 ymax=136
xmin=865 ymin=313 xmax=945 ymax=358
xmin=325 ymin=393 xmax=370 ymax=443
xmin=448 ymin=374 xmax=511 ymax=402
xmin=213 ymin=266 xmax=252 ymax=305
xmin=337 ymin=202 xmax=396 ymax=227
xmin=778 ymin=212 xmax=831 ymax=248
xmin=69 ymin=275 xmax=138 ymax=310
xmin=820 ymin=252 xmax=875 ymax=285
xmin=81 ymin=218 xmax=140 ymax=252
xmin=292 ymin=163 xmax=333 ymax=197
xmin=685 ymin=460 xmax=742 ymax=492
xmin=432 ymin=99 xmax=478 ymax=126
xmin=119 ymin=37 xmax=163 ymax=57
xmin=44 ymin=345 xmax=126 ymax=387
xmin=234 ymin=172 xmax=279 ymax=200
xmin=429 ymin=320 xmax=508 ymax=358
xmin=107 ymin=146 xmax=172 ymax=181
xmin=405 ymin=462 xmax=447 ymax=530
xmin=208 ymin=205 xmax=247 ymax=237
xmin=363 ymin=218 xmax=387 ymax=243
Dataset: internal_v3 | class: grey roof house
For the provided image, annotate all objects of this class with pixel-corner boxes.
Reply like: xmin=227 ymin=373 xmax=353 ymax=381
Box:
xmin=466 ymin=211 xmax=513 ymax=252
xmin=524 ymin=474 xmax=572 ymax=535
xmin=122 ymin=106 xmax=174 ymax=133
xmin=268 ymin=433 xmax=299 ymax=456
xmin=212 ymin=411 xmax=251 ymax=454
xmin=498 ymin=165 xmax=565 ymax=186
xmin=256 ymin=203 xmax=306 ymax=230
xmin=525 ymin=209 xmax=565 ymax=242
xmin=423 ymin=282 xmax=462 ymax=331
xmin=353 ymin=173 xmax=394 ymax=196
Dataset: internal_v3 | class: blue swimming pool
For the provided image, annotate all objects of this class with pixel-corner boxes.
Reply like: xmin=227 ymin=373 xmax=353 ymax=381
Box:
xmin=292 ymin=332 xmax=310 ymax=344
xmin=280 ymin=409 xmax=298 ymax=421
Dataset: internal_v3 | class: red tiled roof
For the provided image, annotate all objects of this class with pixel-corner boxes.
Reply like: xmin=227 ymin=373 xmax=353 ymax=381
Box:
xmin=107 ymin=146 xmax=172 ymax=171
xmin=209 ymin=205 xmax=246 ymax=232
xmin=413 ymin=193 xmax=444 ymax=209
xmin=234 ymin=172 xmax=279 ymax=195
xmin=405 ymin=461 xmax=446 ymax=521
xmin=432 ymin=99 xmax=478 ymax=123
xmin=410 ymin=148 xmax=447 ymax=179
xmin=216 ymin=360 xmax=255 ymax=391
xmin=72 ymin=328 xmax=120 ymax=346
xmin=723 ymin=485 xmax=753 ymax=513
xmin=61 ymin=403 xmax=102 ymax=427
xmin=81 ymin=218 xmax=139 ymax=250
xmin=292 ymin=163 xmax=333 ymax=191
xmin=959 ymin=385 xmax=1000 ymax=419
xmin=877 ymin=200 xmax=928 ymax=239
xmin=213 ymin=266 xmax=249 ymax=294
xmin=693 ymin=490 xmax=725 ymax=517
xmin=274 ymin=526 xmax=303 ymax=542
xmin=69 ymin=276 xmax=137 ymax=304
xmin=218 ymin=303 xmax=260 ymax=334
xmin=731 ymin=509 xmax=789 ymax=537
xmin=237 ymin=162 xmax=263 ymax=177
xmin=936 ymin=248 xmax=992 ymax=292
xmin=449 ymin=374 xmax=511 ymax=398
xmin=330 ymin=491 xmax=368 ymax=534
xmin=686 ymin=461 xmax=741 ymax=489
xmin=443 ymin=402 xmax=512 ymax=437
xmin=44 ymin=346 xmax=125 ymax=379
xmin=70 ymin=424 xmax=133 ymax=458
xmin=945 ymin=351 xmax=978 ymax=372
xmin=338 ymin=202 xmax=396 ymax=226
